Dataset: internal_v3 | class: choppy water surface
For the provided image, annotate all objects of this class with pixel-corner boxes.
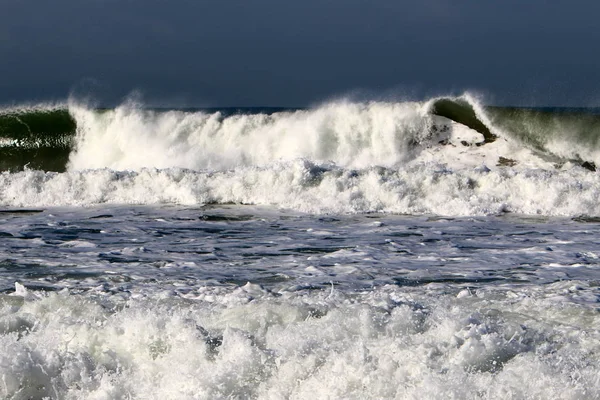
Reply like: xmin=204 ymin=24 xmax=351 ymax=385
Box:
xmin=1 ymin=205 xmax=599 ymax=399
xmin=3 ymin=93 xmax=600 ymax=398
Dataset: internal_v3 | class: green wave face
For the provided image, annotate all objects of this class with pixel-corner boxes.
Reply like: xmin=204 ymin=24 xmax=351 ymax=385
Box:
xmin=430 ymin=98 xmax=497 ymax=143
xmin=430 ymin=99 xmax=600 ymax=168
xmin=0 ymin=109 xmax=76 ymax=172
xmin=485 ymin=107 xmax=600 ymax=154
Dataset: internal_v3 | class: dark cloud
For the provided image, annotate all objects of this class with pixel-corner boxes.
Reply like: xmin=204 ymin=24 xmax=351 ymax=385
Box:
xmin=1 ymin=0 xmax=599 ymax=106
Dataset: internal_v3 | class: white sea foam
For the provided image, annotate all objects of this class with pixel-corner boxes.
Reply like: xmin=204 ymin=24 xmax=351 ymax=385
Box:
xmin=67 ymin=100 xmax=433 ymax=171
xmin=1 ymin=160 xmax=599 ymax=216
xmin=0 ymin=204 xmax=597 ymax=398
xmin=0 ymin=282 xmax=598 ymax=399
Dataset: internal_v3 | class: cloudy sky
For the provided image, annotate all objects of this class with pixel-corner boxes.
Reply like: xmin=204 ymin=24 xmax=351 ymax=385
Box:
xmin=1 ymin=0 xmax=599 ymax=106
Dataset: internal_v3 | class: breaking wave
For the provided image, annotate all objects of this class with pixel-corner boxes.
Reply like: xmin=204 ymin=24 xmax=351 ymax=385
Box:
xmin=1 ymin=94 xmax=600 ymax=216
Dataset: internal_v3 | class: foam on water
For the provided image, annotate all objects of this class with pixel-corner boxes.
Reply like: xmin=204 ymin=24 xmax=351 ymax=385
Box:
xmin=0 ymin=204 xmax=598 ymax=399
xmin=1 ymin=282 xmax=598 ymax=399
xmin=1 ymin=160 xmax=599 ymax=216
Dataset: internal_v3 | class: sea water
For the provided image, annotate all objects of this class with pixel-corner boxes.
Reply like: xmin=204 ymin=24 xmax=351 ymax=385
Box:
xmin=1 ymin=96 xmax=599 ymax=399
xmin=1 ymin=206 xmax=599 ymax=399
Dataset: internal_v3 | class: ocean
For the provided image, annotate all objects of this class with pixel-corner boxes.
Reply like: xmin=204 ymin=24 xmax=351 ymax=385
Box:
xmin=0 ymin=94 xmax=599 ymax=399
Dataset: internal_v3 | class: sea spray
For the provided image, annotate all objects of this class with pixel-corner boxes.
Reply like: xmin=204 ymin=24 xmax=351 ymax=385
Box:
xmin=67 ymin=100 xmax=434 ymax=171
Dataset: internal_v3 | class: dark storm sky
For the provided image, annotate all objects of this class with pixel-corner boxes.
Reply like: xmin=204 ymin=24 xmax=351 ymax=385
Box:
xmin=1 ymin=0 xmax=599 ymax=106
